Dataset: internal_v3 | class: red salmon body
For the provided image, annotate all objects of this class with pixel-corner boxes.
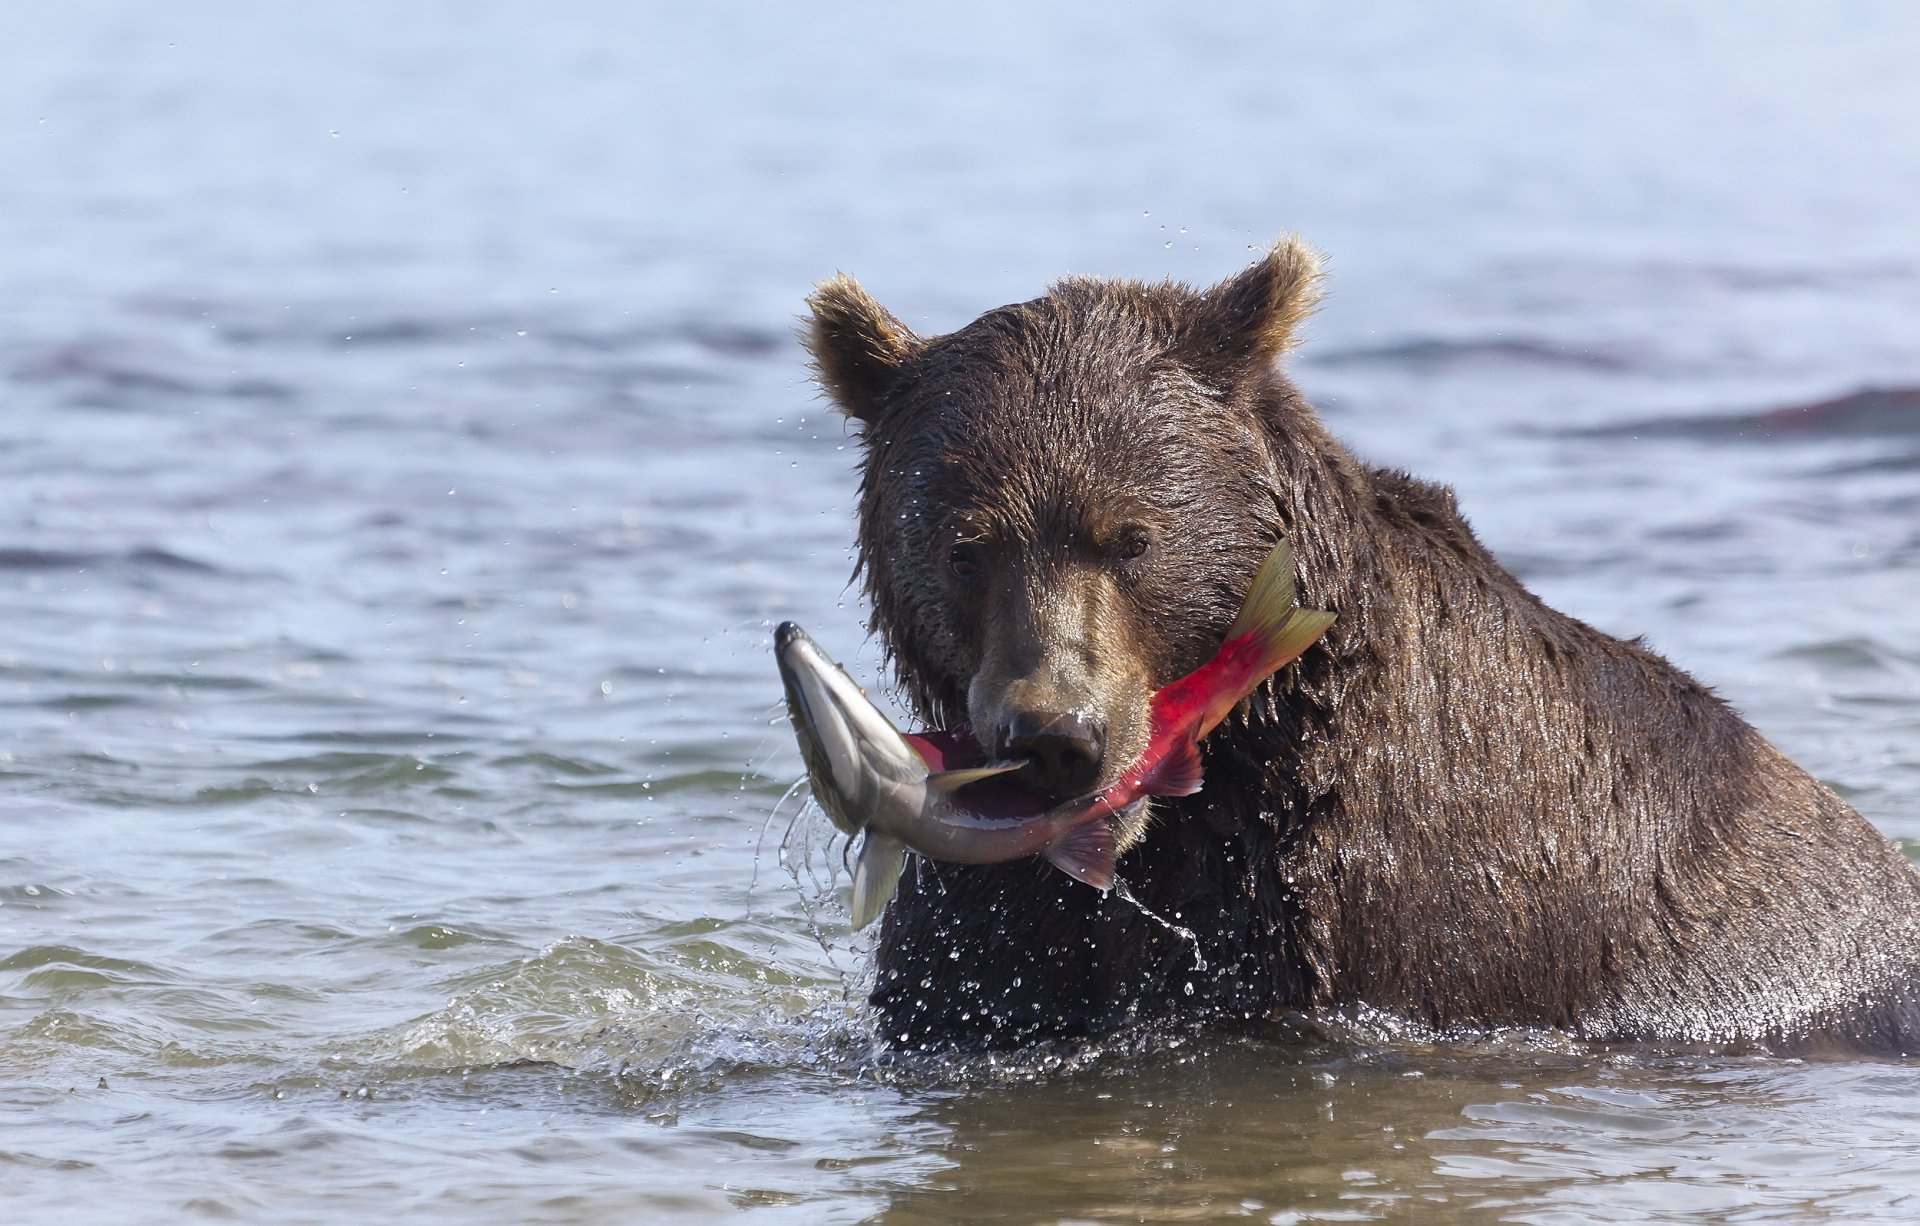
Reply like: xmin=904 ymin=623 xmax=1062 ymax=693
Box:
xmin=900 ymin=540 xmax=1336 ymax=887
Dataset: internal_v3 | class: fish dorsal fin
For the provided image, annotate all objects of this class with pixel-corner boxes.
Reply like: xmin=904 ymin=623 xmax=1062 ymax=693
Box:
xmin=1043 ymin=819 xmax=1118 ymax=890
xmin=1226 ymin=538 xmax=1337 ymax=676
xmin=1140 ymin=734 xmax=1205 ymax=798
xmin=925 ymin=760 xmax=1023 ymax=795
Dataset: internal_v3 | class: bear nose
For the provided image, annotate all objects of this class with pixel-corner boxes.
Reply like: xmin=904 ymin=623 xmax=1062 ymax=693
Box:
xmin=1000 ymin=711 xmax=1105 ymax=798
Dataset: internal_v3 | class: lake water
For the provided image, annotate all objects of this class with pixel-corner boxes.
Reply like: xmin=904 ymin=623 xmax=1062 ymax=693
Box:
xmin=3 ymin=2 xmax=1918 ymax=1221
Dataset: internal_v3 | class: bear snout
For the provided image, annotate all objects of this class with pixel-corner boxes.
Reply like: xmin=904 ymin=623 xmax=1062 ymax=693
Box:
xmin=997 ymin=709 xmax=1105 ymax=798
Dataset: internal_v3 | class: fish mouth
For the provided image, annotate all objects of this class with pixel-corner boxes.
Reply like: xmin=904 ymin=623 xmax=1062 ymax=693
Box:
xmin=775 ymin=621 xmax=920 ymax=832
xmin=775 ymin=623 xmax=848 ymax=787
xmin=773 ymin=620 xmax=806 ymax=654
xmin=775 ymin=623 xmax=896 ymax=770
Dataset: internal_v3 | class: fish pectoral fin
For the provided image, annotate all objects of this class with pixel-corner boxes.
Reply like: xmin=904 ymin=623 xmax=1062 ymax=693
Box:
xmin=1043 ymin=820 xmax=1118 ymax=891
xmin=1140 ymin=735 xmax=1204 ymax=797
xmin=925 ymin=760 xmax=1023 ymax=795
xmin=850 ymin=830 xmax=909 ymax=930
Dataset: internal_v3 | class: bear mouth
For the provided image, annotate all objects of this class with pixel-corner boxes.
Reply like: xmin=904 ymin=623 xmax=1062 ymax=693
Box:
xmin=913 ymin=727 xmax=1123 ymax=813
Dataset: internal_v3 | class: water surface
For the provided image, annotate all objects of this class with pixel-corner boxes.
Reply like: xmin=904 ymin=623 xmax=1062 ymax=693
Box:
xmin=3 ymin=2 xmax=1918 ymax=1221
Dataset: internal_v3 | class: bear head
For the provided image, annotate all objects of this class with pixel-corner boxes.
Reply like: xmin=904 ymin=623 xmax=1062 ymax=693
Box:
xmin=805 ymin=238 xmax=1323 ymax=851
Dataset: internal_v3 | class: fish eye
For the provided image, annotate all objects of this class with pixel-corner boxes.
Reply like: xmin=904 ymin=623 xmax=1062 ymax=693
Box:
xmin=948 ymin=542 xmax=983 ymax=579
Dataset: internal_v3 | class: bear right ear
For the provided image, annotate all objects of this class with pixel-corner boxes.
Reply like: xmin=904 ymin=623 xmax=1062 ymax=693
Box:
xmin=1185 ymin=236 xmax=1324 ymax=371
xmin=804 ymin=274 xmax=923 ymax=423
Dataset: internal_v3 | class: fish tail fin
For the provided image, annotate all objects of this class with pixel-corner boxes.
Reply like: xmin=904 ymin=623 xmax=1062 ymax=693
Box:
xmin=1226 ymin=538 xmax=1337 ymax=675
xmin=1043 ymin=818 xmax=1118 ymax=890
xmin=850 ymin=830 xmax=907 ymax=930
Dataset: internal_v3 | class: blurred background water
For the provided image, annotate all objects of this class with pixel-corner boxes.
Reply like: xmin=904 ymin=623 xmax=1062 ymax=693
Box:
xmin=1 ymin=1 xmax=1917 ymax=1221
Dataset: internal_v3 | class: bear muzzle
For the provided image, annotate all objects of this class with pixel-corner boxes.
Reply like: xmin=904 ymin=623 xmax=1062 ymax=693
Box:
xmin=995 ymin=709 xmax=1105 ymax=798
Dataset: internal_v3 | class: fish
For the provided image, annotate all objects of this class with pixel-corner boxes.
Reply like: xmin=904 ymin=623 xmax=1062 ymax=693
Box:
xmin=775 ymin=537 xmax=1336 ymax=929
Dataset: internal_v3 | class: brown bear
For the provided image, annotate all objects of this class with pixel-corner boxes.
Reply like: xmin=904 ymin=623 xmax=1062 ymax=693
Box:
xmin=802 ymin=237 xmax=1920 ymax=1053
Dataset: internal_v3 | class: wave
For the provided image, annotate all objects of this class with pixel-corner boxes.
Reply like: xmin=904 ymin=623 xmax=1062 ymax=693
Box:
xmin=1573 ymin=386 xmax=1920 ymax=441
xmin=1310 ymin=336 xmax=1638 ymax=372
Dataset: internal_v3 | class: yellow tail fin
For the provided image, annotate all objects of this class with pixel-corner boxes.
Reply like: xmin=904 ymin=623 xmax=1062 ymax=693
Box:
xmin=1226 ymin=538 xmax=1337 ymax=672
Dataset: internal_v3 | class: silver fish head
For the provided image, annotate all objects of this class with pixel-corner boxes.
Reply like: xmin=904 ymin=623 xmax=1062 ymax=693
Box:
xmin=774 ymin=621 xmax=928 ymax=837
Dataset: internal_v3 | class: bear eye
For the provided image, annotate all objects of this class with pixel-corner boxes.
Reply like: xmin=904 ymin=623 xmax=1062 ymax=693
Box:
xmin=948 ymin=542 xmax=983 ymax=579
xmin=1117 ymin=525 xmax=1153 ymax=562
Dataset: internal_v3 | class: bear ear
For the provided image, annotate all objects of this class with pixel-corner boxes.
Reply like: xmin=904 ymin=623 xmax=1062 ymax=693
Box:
xmin=804 ymin=274 xmax=923 ymax=422
xmin=1187 ymin=235 xmax=1324 ymax=369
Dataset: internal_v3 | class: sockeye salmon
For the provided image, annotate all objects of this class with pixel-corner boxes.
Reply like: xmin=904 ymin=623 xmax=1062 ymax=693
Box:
xmin=775 ymin=538 xmax=1335 ymax=929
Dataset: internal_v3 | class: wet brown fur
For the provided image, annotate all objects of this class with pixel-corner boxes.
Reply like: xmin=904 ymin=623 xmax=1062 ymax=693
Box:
xmin=803 ymin=238 xmax=1920 ymax=1053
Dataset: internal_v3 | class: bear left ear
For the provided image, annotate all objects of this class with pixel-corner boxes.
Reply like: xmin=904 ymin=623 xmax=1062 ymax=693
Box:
xmin=1187 ymin=236 xmax=1324 ymax=369
xmin=804 ymin=274 xmax=923 ymax=423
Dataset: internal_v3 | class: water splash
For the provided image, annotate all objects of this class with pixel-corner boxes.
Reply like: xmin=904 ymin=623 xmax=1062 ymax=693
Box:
xmin=746 ymin=773 xmax=811 ymax=913
xmin=1107 ymin=877 xmax=1207 ymax=973
xmin=777 ymin=801 xmax=855 ymax=975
